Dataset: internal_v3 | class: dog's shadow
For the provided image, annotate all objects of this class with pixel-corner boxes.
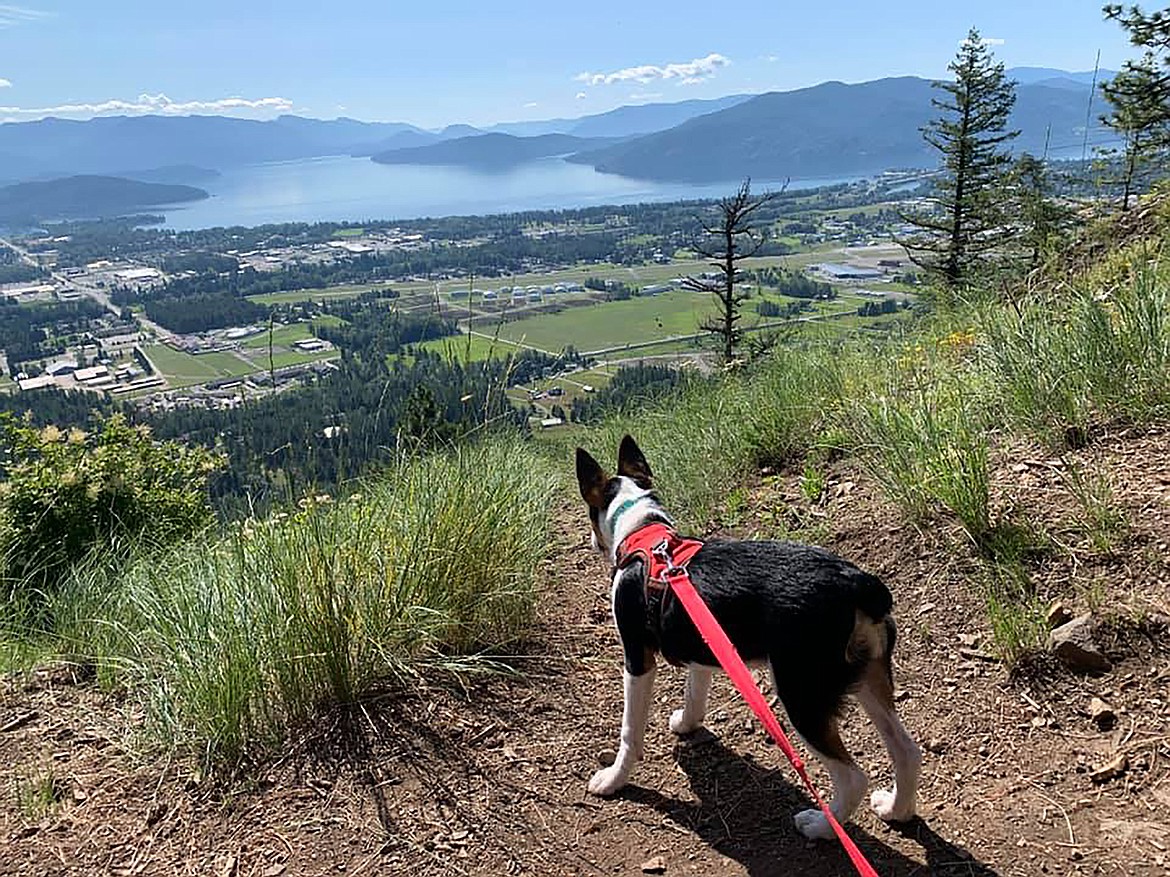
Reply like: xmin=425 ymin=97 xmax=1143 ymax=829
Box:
xmin=621 ymin=730 xmax=1002 ymax=877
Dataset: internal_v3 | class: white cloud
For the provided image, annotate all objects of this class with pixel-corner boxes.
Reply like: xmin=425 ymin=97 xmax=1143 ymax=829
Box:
xmin=0 ymin=4 xmax=51 ymax=27
xmin=0 ymin=78 xmax=11 ymax=88
xmin=523 ymin=101 xmax=538 ymax=108
xmin=575 ymin=91 xmax=587 ymax=100
xmin=961 ymin=36 xmax=1005 ymax=48
xmin=575 ymin=53 xmax=730 ymax=87
xmin=0 ymin=92 xmax=295 ymax=120
xmin=628 ymin=91 xmax=663 ymax=102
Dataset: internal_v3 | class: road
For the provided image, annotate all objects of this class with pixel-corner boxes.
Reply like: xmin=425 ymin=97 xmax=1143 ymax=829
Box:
xmin=0 ymin=235 xmax=172 ymax=340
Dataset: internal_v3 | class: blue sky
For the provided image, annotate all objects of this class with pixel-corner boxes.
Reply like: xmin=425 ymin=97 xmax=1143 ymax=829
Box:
xmin=0 ymin=1 xmax=1138 ymax=128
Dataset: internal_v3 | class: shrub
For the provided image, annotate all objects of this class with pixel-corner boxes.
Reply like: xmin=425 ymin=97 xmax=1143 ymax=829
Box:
xmin=0 ymin=414 xmax=222 ymax=600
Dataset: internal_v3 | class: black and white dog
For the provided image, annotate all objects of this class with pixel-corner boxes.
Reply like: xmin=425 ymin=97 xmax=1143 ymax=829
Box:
xmin=576 ymin=435 xmax=922 ymax=840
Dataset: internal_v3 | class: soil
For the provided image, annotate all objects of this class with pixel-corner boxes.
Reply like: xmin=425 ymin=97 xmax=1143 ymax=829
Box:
xmin=3 ymin=428 xmax=1170 ymax=877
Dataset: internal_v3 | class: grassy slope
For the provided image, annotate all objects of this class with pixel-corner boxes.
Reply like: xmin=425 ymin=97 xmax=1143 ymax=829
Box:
xmin=3 ymin=195 xmax=1169 ymax=768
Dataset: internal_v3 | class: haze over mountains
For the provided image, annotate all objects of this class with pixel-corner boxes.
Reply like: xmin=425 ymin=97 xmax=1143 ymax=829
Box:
xmin=0 ymin=68 xmax=1117 ymax=215
xmin=570 ymin=76 xmax=1113 ymax=182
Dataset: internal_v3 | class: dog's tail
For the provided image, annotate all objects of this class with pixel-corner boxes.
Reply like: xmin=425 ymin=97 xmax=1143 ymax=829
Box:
xmin=846 ymin=570 xmax=897 ymax=669
xmin=853 ymin=568 xmax=894 ymax=623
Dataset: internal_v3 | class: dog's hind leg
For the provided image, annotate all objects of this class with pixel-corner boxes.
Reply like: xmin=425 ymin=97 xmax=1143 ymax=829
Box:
xmin=855 ymin=656 xmax=922 ymax=823
xmin=669 ymin=664 xmax=713 ymax=735
xmin=588 ymin=666 xmax=656 ymax=796
xmin=776 ymin=682 xmax=868 ymax=840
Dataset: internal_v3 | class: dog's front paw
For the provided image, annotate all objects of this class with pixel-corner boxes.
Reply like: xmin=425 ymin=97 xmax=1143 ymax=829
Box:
xmin=870 ymin=788 xmax=915 ymax=823
xmin=587 ymin=765 xmax=629 ymax=796
xmin=669 ymin=709 xmax=702 ymax=735
xmin=793 ymin=808 xmax=835 ymax=841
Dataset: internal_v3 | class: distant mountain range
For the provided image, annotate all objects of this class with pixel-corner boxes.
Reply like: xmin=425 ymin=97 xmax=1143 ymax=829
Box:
xmin=1007 ymin=67 xmax=1116 ymax=88
xmin=0 ymin=97 xmax=748 ymax=183
xmin=0 ymin=115 xmax=426 ymax=183
xmin=487 ymin=94 xmax=753 ymax=139
xmin=0 ymin=67 xmax=1120 ymax=192
xmin=569 ymin=76 xmax=1115 ymax=182
xmin=0 ymin=175 xmax=208 ymax=224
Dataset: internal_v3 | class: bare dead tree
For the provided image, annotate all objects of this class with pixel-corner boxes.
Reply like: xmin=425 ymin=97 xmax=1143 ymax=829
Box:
xmin=684 ymin=178 xmax=779 ymax=364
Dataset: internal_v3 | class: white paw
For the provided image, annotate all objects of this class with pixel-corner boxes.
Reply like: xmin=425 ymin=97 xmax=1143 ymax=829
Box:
xmin=669 ymin=709 xmax=701 ymax=735
xmin=870 ymin=788 xmax=915 ymax=823
xmin=793 ymin=807 xmax=835 ymax=840
xmin=587 ymin=765 xmax=629 ymax=796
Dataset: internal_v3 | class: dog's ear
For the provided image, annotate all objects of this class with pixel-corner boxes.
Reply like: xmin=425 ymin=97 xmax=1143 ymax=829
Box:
xmin=576 ymin=447 xmax=609 ymax=508
xmin=617 ymin=434 xmax=652 ymax=487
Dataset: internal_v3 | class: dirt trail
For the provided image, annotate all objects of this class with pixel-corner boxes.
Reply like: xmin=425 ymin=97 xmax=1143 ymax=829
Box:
xmin=2 ymin=430 xmax=1169 ymax=876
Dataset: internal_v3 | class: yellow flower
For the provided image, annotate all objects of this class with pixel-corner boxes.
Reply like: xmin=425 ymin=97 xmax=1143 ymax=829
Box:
xmin=67 ymin=428 xmax=87 ymax=445
xmin=40 ymin=425 xmax=62 ymax=443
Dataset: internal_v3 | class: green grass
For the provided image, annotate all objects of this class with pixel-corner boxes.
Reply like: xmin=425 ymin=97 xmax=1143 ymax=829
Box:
xmin=417 ymin=332 xmax=523 ymax=362
xmin=143 ymin=345 xmax=256 ymax=385
xmin=331 ymin=227 xmax=365 ymax=237
xmin=45 ymin=438 xmax=554 ymax=764
xmin=241 ymin=322 xmax=314 ymax=350
xmin=979 ymin=252 xmax=1170 ymax=447
xmin=495 ymin=291 xmax=717 ymax=353
xmin=12 ymin=768 xmax=62 ymax=821
xmin=848 ymin=376 xmax=992 ymax=542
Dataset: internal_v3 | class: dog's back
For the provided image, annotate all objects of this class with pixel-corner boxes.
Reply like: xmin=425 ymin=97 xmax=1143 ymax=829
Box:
xmin=654 ymin=540 xmax=895 ymax=698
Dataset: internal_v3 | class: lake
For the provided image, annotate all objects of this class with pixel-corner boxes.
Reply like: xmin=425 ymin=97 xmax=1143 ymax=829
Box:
xmin=160 ymin=156 xmax=862 ymax=230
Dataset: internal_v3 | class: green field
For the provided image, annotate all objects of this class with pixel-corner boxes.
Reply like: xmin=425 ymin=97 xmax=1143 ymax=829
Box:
xmin=143 ymin=345 xmax=256 ymax=385
xmin=241 ymin=322 xmax=314 ymax=349
xmin=486 ymin=287 xmax=849 ymax=355
xmin=507 ymin=366 xmax=617 ymax=415
xmin=492 ymin=290 xmax=716 ymax=353
xmin=416 ymin=332 xmax=523 ymax=362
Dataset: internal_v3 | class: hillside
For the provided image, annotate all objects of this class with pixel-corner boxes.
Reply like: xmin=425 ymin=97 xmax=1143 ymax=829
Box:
xmin=488 ymin=94 xmax=753 ymax=138
xmin=0 ymin=174 xmax=208 ymax=223
xmin=571 ymin=77 xmax=1112 ymax=182
xmin=0 ymin=115 xmax=429 ymax=181
xmin=371 ymin=132 xmax=617 ymax=169
xmin=1 ymin=191 xmax=1169 ymax=875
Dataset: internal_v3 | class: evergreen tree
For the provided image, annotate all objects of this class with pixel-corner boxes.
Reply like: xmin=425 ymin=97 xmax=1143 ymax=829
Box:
xmin=1098 ymin=6 xmax=1170 ymax=206
xmin=1101 ymin=55 xmax=1169 ymax=207
xmin=900 ymin=28 xmax=1018 ymax=289
xmin=1007 ymin=153 xmax=1074 ymax=271
xmin=683 ymin=179 xmax=777 ymax=363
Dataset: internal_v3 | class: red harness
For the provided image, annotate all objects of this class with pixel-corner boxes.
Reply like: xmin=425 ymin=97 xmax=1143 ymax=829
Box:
xmin=615 ymin=521 xmax=704 ymax=589
xmin=613 ymin=522 xmax=881 ymax=877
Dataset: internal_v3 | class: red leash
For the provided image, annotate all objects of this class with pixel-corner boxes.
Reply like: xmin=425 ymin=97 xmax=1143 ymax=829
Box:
xmin=649 ymin=536 xmax=881 ymax=877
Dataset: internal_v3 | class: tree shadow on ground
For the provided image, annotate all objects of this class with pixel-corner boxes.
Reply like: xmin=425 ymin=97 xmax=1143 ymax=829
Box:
xmin=622 ymin=730 xmax=1002 ymax=877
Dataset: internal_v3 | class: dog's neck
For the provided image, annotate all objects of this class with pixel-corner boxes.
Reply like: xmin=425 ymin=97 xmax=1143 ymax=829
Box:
xmin=604 ymin=482 xmax=673 ymax=563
